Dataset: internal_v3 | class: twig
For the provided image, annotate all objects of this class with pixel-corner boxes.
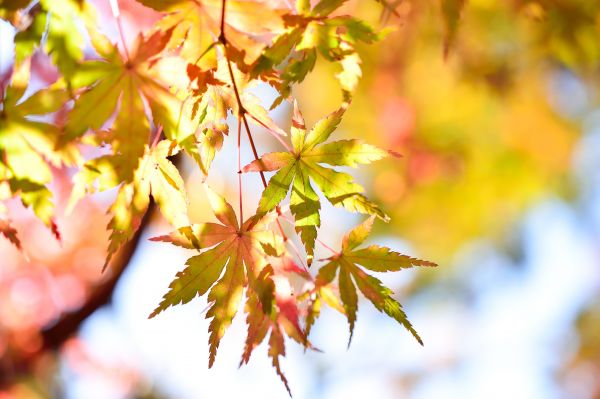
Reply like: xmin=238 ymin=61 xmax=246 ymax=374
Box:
xmin=218 ymin=0 xmax=289 ymax=242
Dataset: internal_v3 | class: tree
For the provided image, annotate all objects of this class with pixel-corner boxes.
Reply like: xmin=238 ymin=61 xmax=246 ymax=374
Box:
xmin=3 ymin=0 xmax=596 ymax=397
xmin=0 ymin=0 xmax=438 ymax=395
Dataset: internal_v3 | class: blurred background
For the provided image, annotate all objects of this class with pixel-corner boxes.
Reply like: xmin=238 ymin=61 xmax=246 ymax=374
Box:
xmin=2 ymin=0 xmax=600 ymax=398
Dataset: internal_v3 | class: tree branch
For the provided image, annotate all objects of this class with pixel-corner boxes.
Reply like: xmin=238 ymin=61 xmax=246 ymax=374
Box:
xmin=0 ymin=201 xmax=156 ymax=388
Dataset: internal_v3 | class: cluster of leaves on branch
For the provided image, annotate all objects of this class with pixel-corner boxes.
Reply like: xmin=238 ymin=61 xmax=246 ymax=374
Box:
xmin=0 ymin=0 xmax=436 ymax=393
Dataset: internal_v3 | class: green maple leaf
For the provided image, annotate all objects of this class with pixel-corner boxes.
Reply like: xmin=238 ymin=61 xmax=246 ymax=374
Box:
xmin=0 ymin=59 xmax=79 ymax=233
xmin=65 ymin=27 xmax=204 ymax=248
xmin=149 ymin=185 xmax=280 ymax=367
xmin=314 ymin=216 xmax=437 ymax=345
xmin=64 ymin=25 xmax=199 ymax=156
xmin=40 ymin=0 xmax=94 ymax=81
xmin=14 ymin=8 xmax=47 ymax=64
xmin=255 ymin=1 xmax=388 ymax=103
xmin=243 ymin=101 xmax=396 ymax=263
xmin=102 ymin=140 xmax=189 ymax=268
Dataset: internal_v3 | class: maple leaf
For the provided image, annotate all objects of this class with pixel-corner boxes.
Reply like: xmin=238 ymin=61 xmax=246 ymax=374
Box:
xmin=64 ymin=25 xmax=199 ymax=167
xmin=149 ymin=185 xmax=281 ymax=367
xmin=240 ymin=262 xmax=308 ymax=396
xmin=255 ymin=1 xmax=387 ymax=103
xmin=313 ymin=216 xmax=437 ymax=345
xmin=0 ymin=58 xmax=79 ymax=233
xmin=100 ymin=140 xmax=189 ymax=268
xmin=243 ymin=101 xmax=396 ymax=262
xmin=183 ymin=59 xmax=287 ymax=175
xmin=13 ymin=7 xmax=47 ymax=64
xmin=303 ymin=278 xmax=344 ymax=338
xmin=137 ymin=0 xmax=287 ymax=67
xmin=65 ymin=27 xmax=204 ymax=248
xmin=40 ymin=0 xmax=95 ymax=81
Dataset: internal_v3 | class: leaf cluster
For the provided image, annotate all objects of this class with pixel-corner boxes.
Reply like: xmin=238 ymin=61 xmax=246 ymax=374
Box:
xmin=0 ymin=0 xmax=436 ymax=394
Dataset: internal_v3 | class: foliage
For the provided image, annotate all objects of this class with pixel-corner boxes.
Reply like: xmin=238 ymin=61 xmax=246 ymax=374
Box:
xmin=0 ymin=0 xmax=438 ymax=393
xmin=294 ymin=0 xmax=586 ymax=260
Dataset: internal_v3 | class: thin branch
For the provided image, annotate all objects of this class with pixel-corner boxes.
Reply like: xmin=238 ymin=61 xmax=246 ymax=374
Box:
xmin=218 ymin=0 xmax=290 ymax=244
xmin=219 ymin=0 xmax=227 ymax=42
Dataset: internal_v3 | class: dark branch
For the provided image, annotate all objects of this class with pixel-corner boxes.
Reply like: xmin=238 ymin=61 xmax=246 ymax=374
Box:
xmin=0 ymin=201 xmax=155 ymax=389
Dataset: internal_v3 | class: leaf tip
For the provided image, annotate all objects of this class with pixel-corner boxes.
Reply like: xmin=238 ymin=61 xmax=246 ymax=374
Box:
xmin=292 ymin=99 xmax=305 ymax=130
xmin=50 ymin=219 xmax=62 ymax=242
xmin=387 ymin=149 xmax=402 ymax=158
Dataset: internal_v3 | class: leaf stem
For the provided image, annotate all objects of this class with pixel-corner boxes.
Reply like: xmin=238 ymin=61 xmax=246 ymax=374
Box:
xmin=151 ymin=125 xmax=163 ymax=148
xmin=109 ymin=0 xmax=131 ymax=61
xmin=316 ymin=238 xmax=338 ymax=255
xmin=237 ymin=114 xmax=243 ymax=226
xmin=279 ymin=214 xmax=338 ymax=256
xmin=219 ymin=0 xmax=289 ymax=243
xmin=246 ymin=113 xmax=292 ymax=152
xmin=219 ymin=0 xmax=227 ymax=42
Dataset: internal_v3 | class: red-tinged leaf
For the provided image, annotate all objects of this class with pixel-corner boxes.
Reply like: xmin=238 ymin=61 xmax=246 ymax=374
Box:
xmin=241 ymin=272 xmax=303 ymax=396
xmin=65 ymin=26 xmax=199 ymax=148
xmin=50 ymin=219 xmax=61 ymax=242
xmin=0 ymin=218 xmax=21 ymax=250
xmin=272 ymin=274 xmax=306 ymax=343
xmin=187 ymin=64 xmax=225 ymax=96
xmin=185 ymin=59 xmax=287 ymax=173
xmin=149 ymin=223 xmax=232 ymax=250
xmin=239 ymin=257 xmax=310 ymax=391
xmin=137 ymin=0 xmax=288 ymax=66
xmin=292 ymin=99 xmax=306 ymax=130
xmin=241 ymin=292 xmax=271 ymax=365
xmin=270 ymin=255 xmax=311 ymax=280
xmin=269 ymin=327 xmax=291 ymax=396
xmin=243 ymin=152 xmax=293 ymax=172
xmin=149 ymin=186 xmax=282 ymax=366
